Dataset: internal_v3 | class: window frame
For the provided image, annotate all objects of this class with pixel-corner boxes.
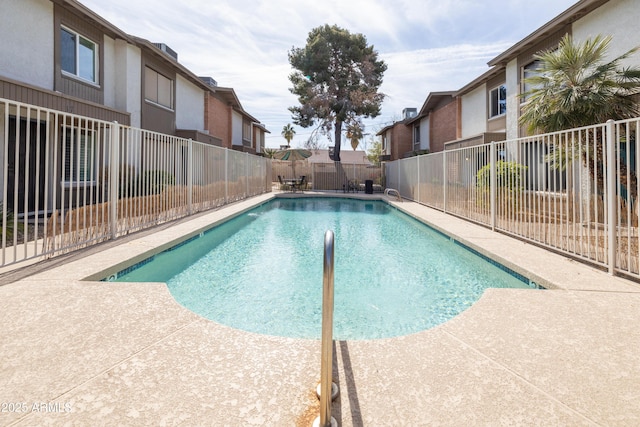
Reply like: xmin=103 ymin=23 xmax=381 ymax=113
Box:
xmin=242 ymin=120 xmax=251 ymax=146
xmin=60 ymin=25 xmax=99 ymax=85
xmin=144 ymin=66 xmax=174 ymax=111
xmin=489 ymin=84 xmax=507 ymax=119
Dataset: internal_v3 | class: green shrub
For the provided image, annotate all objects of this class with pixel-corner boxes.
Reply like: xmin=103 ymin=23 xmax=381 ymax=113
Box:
xmin=476 ymin=160 xmax=527 ymax=209
xmin=0 ymin=203 xmax=22 ymax=241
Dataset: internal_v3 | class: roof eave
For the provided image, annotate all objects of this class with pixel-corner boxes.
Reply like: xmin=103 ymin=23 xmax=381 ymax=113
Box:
xmin=488 ymin=0 xmax=610 ymax=67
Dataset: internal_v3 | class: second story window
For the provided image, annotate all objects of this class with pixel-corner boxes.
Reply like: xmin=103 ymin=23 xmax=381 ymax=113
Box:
xmin=490 ymin=85 xmax=506 ymax=118
xmin=61 ymin=27 xmax=98 ymax=84
xmin=243 ymin=121 xmax=251 ymax=145
xmin=145 ymin=66 xmax=174 ymax=110
xmin=522 ymin=60 xmax=542 ymax=102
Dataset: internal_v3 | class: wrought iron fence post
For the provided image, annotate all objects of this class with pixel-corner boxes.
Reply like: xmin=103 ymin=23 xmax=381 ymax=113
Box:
xmin=187 ymin=139 xmax=193 ymax=215
xmin=224 ymin=148 xmax=229 ymax=204
xmin=443 ymin=150 xmax=447 ymax=213
xmin=109 ymin=121 xmax=120 ymax=239
xmin=490 ymin=141 xmax=497 ymax=231
xmin=416 ymin=155 xmax=420 ymax=203
xmin=605 ymin=119 xmax=616 ymax=275
xmin=246 ymin=151 xmax=250 ymax=197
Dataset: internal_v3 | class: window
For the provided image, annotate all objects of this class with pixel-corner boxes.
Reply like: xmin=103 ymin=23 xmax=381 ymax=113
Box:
xmin=243 ymin=121 xmax=251 ymax=145
xmin=61 ymin=27 xmax=98 ymax=83
xmin=413 ymin=124 xmax=420 ymax=149
xmin=490 ymin=85 xmax=507 ymax=118
xmin=63 ymin=129 xmax=95 ymax=183
xmin=145 ymin=66 xmax=174 ymax=109
xmin=522 ymin=60 xmax=542 ymax=101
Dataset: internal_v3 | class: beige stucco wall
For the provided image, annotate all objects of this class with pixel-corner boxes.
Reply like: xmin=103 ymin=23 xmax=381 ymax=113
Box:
xmin=112 ymin=40 xmax=142 ymax=128
xmin=460 ymin=84 xmax=487 ymax=138
xmin=0 ymin=0 xmax=54 ymax=89
xmin=102 ymin=35 xmax=117 ymax=110
xmin=572 ymin=0 xmax=640 ymax=64
xmin=505 ymin=59 xmax=520 ymax=141
xmin=176 ymin=75 xmax=204 ymax=131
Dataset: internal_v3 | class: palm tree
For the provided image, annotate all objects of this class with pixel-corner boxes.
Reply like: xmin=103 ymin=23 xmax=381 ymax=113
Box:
xmin=346 ymin=122 xmax=364 ymax=151
xmin=263 ymin=148 xmax=277 ymax=159
xmin=281 ymin=124 xmax=296 ymax=147
xmin=520 ymin=34 xmax=640 ymax=197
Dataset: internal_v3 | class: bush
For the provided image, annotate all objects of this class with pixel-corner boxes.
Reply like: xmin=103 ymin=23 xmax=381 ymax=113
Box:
xmin=136 ymin=170 xmax=176 ymax=195
xmin=0 ymin=203 xmax=23 ymax=241
xmin=476 ymin=160 xmax=527 ymax=209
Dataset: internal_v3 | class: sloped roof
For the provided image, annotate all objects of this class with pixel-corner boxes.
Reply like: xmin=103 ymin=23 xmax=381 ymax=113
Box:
xmin=407 ymin=91 xmax=456 ymax=124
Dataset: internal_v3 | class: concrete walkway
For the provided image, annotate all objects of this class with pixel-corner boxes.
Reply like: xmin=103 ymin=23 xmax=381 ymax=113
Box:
xmin=1 ymin=193 xmax=640 ymax=426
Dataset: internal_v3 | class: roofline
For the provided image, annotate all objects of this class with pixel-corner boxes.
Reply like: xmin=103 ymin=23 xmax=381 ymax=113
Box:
xmin=408 ymin=91 xmax=457 ymax=124
xmin=455 ymin=66 xmax=506 ymax=96
xmin=60 ymin=1 xmax=212 ymax=92
xmin=131 ymin=36 xmax=213 ymax=92
xmin=488 ymin=0 xmax=609 ymax=66
xmin=214 ymin=86 xmax=243 ymax=108
xmin=64 ymin=0 xmax=268 ymax=129
xmin=58 ymin=0 xmax=134 ymax=42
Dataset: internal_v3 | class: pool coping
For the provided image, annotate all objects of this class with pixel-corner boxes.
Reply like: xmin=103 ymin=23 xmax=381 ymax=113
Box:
xmin=2 ymin=191 xmax=640 ymax=426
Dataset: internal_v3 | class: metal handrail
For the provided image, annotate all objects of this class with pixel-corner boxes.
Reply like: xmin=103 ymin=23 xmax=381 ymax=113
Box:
xmin=318 ymin=230 xmax=335 ymax=427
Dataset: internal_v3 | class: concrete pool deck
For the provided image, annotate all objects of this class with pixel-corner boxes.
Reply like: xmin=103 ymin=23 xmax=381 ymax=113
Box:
xmin=1 ymin=192 xmax=640 ymax=426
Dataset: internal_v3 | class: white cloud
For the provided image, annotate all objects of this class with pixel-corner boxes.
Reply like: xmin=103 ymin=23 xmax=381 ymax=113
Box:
xmin=78 ymin=0 xmax=577 ymax=148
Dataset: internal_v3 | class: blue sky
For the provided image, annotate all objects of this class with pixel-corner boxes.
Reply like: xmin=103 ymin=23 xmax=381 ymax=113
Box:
xmin=79 ymin=0 xmax=578 ymax=149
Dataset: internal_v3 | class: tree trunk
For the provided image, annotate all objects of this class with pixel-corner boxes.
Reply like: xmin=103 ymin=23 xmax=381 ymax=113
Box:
xmin=334 ymin=121 xmax=342 ymax=162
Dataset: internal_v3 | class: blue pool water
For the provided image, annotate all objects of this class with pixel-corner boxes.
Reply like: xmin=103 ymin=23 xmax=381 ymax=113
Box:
xmin=111 ymin=198 xmax=537 ymax=339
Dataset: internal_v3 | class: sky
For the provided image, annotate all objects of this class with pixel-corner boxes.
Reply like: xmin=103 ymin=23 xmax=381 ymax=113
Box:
xmin=79 ymin=0 xmax=579 ymax=149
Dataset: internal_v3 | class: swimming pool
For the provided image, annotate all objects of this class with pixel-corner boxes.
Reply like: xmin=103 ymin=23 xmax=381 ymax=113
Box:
xmin=110 ymin=197 xmax=538 ymax=339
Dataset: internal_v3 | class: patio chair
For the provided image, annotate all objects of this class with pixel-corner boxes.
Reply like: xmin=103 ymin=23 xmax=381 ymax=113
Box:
xmin=277 ymin=175 xmax=290 ymax=191
xmin=296 ymin=176 xmax=306 ymax=192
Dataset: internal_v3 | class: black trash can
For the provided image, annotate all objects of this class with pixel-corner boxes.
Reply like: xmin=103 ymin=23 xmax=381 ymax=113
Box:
xmin=365 ymin=180 xmax=373 ymax=194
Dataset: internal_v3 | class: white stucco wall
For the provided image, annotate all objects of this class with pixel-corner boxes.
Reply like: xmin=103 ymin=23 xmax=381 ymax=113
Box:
xmin=460 ymin=84 xmax=487 ymax=138
xmin=572 ymin=0 xmax=640 ymax=64
xmin=232 ymin=111 xmax=243 ymax=146
xmin=0 ymin=0 xmax=54 ymax=89
xmin=505 ymin=59 xmax=520 ymax=141
xmin=176 ymin=75 xmax=204 ymax=131
xmin=102 ymin=35 xmax=117 ymax=109
xmin=112 ymin=40 xmax=142 ymax=128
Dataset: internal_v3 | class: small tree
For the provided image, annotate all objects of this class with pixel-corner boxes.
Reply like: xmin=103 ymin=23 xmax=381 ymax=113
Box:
xmin=288 ymin=24 xmax=386 ymax=162
xmin=367 ymin=139 xmax=383 ymax=166
xmin=263 ymin=148 xmax=277 ymax=159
